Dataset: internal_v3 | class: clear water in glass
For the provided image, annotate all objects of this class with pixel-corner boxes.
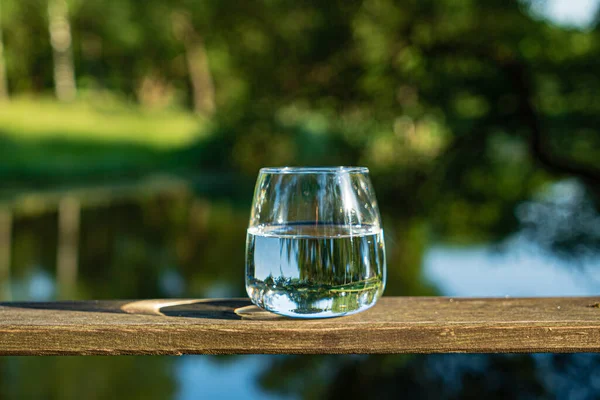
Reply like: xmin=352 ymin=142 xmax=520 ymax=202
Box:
xmin=245 ymin=167 xmax=386 ymax=318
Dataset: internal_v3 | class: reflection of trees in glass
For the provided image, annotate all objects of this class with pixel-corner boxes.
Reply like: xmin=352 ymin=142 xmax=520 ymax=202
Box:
xmin=283 ymin=233 xmax=381 ymax=285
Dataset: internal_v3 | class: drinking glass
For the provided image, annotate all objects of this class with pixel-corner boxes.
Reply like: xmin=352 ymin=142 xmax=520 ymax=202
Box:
xmin=245 ymin=167 xmax=386 ymax=318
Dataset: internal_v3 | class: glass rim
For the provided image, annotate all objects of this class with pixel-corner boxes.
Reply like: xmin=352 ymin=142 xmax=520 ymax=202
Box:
xmin=259 ymin=166 xmax=369 ymax=174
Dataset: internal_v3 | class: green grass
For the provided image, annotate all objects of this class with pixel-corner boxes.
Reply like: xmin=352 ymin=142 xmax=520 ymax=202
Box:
xmin=0 ymin=97 xmax=209 ymax=189
xmin=0 ymin=97 xmax=207 ymax=149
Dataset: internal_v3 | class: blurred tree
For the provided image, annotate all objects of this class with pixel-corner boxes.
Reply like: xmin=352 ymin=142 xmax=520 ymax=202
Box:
xmin=0 ymin=0 xmax=8 ymax=100
xmin=0 ymin=0 xmax=594 ymax=259
xmin=172 ymin=10 xmax=215 ymax=116
xmin=0 ymin=0 xmax=595 ymax=261
xmin=47 ymin=0 xmax=76 ymax=101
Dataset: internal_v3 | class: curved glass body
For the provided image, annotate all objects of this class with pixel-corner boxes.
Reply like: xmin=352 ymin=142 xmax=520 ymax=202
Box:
xmin=245 ymin=167 xmax=386 ymax=318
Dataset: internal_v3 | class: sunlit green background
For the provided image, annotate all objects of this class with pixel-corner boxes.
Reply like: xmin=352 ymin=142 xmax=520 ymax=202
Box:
xmin=0 ymin=0 xmax=599 ymax=398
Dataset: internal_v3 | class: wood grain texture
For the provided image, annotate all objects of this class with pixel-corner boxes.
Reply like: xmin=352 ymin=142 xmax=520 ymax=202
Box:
xmin=0 ymin=297 xmax=599 ymax=355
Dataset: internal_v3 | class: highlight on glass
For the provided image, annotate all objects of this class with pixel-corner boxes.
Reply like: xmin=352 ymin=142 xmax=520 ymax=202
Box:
xmin=245 ymin=167 xmax=386 ymax=318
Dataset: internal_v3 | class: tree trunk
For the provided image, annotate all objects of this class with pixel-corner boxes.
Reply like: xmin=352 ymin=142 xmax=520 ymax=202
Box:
xmin=172 ymin=11 xmax=215 ymax=116
xmin=48 ymin=0 xmax=76 ymax=102
xmin=0 ymin=208 xmax=12 ymax=300
xmin=57 ymin=197 xmax=80 ymax=299
xmin=0 ymin=0 xmax=9 ymax=101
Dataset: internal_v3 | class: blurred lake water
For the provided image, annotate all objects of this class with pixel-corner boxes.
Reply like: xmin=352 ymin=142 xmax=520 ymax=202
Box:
xmin=0 ymin=178 xmax=597 ymax=399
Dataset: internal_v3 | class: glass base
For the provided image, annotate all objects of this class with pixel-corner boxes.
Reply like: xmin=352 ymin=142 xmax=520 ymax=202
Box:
xmin=246 ymin=277 xmax=383 ymax=318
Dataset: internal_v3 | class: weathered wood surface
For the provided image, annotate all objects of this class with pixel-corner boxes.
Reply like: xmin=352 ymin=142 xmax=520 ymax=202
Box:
xmin=0 ymin=297 xmax=599 ymax=355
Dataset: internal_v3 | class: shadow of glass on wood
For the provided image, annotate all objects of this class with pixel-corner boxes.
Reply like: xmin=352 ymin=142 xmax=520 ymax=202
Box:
xmin=0 ymin=299 xmax=288 ymax=321
xmin=152 ymin=299 xmax=252 ymax=320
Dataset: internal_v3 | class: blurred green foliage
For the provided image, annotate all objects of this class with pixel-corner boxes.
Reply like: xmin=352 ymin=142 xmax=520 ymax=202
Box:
xmin=0 ymin=1 xmax=599 ymax=399
xmin=1 ymin=357 xmax=176 ymax=400
xmin=1 ymin=0 xmax=598 ymax=246
xmin=0 ymin=0 xmax=598 ymax=299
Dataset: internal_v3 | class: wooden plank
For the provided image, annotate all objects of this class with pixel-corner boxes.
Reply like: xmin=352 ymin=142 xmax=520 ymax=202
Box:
xmin=0 ymin=297 xmax=599 ymax=355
